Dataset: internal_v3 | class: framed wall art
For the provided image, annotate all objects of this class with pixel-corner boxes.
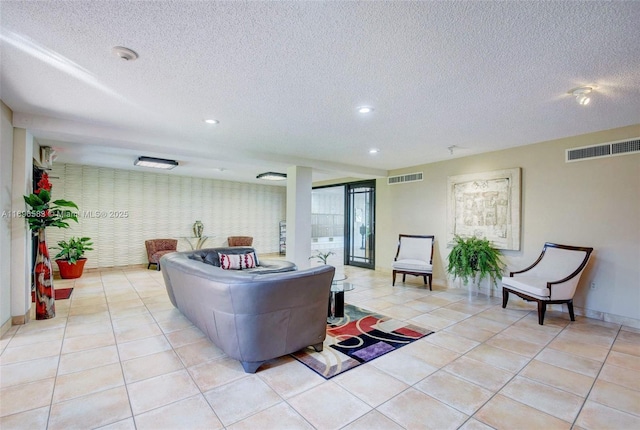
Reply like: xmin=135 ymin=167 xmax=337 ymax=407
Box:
xmin=447 ymin=168 xmax=521 ymax=250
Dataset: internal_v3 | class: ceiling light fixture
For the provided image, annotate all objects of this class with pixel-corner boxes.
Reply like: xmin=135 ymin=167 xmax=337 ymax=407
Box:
xmin=134 ymin=156 xmax=178 ymax=170
xmin=256 ymin=172 xmax=287 ymax=181
xmin=369 ymin=149 xmax=380 ymax=154
xmin=111 ymin=46 xmax=138 ymax=61
xmin=448 ymin=145 xmax=457 ymax=155
xmin=204 ymin=119 xmax=219 ymax=124
xmin=569 ymin=86 xmax=593 ymax=106
xmin=357 ymin=106 xmax=374 ymax=114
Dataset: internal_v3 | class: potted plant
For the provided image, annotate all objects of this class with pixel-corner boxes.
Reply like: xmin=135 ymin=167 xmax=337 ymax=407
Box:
xmin=53 ymin=236 xmax=93 ymax=279
xmin=309 ymin=250 xmax=335 ymax=265
xmin=446 ymin=235 xmax=504 ymax=288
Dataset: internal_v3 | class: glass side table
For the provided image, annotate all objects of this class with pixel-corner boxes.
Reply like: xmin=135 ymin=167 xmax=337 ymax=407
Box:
xmin=328 ymin=275 xmax=354 ymax=320
xmin=181 ymin=236 xmax=209 ymax=250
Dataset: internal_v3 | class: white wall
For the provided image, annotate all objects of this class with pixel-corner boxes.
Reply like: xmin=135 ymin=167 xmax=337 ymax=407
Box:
xmin=47 ymin=164 xmax=286 ymax=268
xmin=0 ymin=102 xmax=13 ymax=333
xmin=376 ymin=125 xmax=640 ymax=324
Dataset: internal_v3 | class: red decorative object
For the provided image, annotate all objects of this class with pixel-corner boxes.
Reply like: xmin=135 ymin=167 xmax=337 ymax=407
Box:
xmin=56 ymin=258 xmax=87 ymax=279
xmin=34 ymin=228 xmax=55 ymax=319
xmin=32 ymin=288 xmax=73 ymax=302
xmin=24 ymin=171 xmax=79 ymax=320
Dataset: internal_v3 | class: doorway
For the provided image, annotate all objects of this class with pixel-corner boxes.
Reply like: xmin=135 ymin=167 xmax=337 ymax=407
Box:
xmin=311 ymin=180 xmax=375 ymax=269
xmin=346 ymin=181 xmax=375 ymax=268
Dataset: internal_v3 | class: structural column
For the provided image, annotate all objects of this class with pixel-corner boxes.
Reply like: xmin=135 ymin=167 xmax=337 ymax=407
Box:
xmin=285 ymin=166 xmax=312 ymax=269
xmin=11 ymin=128 xmax=33 ymax=324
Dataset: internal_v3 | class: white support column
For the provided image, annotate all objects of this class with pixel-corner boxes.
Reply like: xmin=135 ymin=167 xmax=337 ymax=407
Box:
xmin=285 ymin=166 xmax=312 ymax=269
xmin=11 ymin=128 xmax=32 ymax=324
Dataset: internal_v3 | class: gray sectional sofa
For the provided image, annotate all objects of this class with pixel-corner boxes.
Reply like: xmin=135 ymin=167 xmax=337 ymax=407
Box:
xmin=160 ymin=247 xmax=335 ymax=372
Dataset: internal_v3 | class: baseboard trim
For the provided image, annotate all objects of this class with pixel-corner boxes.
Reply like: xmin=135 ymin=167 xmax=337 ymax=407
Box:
xmin=1 ymin=318 xmax=13 ymax=337
xmin=11 ymin=312 xmax=30 ymax=327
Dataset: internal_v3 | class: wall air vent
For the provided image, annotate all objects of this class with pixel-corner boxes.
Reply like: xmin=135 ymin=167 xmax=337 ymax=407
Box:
xmin=387 ymin=172 xmax=423 ymax=185
xmin=566 ymin=138 xmax=640 ymax=162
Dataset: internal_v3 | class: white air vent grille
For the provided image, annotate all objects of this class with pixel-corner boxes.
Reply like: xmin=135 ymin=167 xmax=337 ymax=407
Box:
xmin=612 ymin=139 xmax=640 ymax=155
xmin=388 ymin=172 xmax=423 ymax=185
xmin=566 ymin=138 xmax=640 ymax=162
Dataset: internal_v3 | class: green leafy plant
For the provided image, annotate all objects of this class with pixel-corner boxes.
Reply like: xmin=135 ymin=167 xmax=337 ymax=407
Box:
xmin=53 ymin=237 xmax=93 ymax=264
xmin=309 ymin=250 xmax=335 ymax=265
xmin=23 ymin=172 xmax=78 ymax=230
xmin=446 ymin=235 xmax=504 ymax=287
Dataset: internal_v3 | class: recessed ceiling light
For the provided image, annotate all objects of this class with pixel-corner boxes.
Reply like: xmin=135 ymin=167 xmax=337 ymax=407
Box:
xmin=111 ymin=46 xmax=138 ymax=61
xmin=256 ymin=172 xmax=287 ymax=181
xmin=204 ymin=119 xmax=219 ymax=124
xmin=357 ymin=106 xmax=374 ymax=114
xmin=369 ymin=149 xmax=380 ymax=154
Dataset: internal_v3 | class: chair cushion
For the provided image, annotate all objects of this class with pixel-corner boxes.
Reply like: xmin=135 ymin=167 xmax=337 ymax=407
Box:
xmin=397 ymin=237 xmax=433 ymax=261
xmin=502 ymin=276 xmax=550 ymax=298
xmin=392 ymin=259 xmax=432 ymax=272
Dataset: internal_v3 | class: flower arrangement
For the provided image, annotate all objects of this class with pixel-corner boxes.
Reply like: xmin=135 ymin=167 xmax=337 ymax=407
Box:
xmin=23 ymin=172 xmax=78 ymax=230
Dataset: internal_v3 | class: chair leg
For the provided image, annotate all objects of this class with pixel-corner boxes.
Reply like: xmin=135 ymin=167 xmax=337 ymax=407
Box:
xmin=392 ymin=271 xmax=396 ymax=286
xmin=427 ymin=274 xmax=432 ymax=291
xmin=537 ymin=301 xmax=546 ymax=325
xmin=402 ymin=274 xmax=406 ymax=282
xmin=147 ymin=263 xmax=152 ymax=269
xmin=156 ymin=263 xmax=161 ymax=271
xmin=567 ymin=300 xmax=576 ymax=321
xmin=502 ymin=288 xmax=509 ymax=308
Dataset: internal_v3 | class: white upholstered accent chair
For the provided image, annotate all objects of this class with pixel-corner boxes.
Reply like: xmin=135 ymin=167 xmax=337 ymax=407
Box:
xmin=392 ymin=234 xmax=434 ymax=290
xmin=502 ymin=243 xmax=593 ymax=325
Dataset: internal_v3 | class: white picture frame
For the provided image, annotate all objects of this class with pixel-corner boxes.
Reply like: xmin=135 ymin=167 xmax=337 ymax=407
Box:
xmin=447 ymin=168 xmax=521 ymax=250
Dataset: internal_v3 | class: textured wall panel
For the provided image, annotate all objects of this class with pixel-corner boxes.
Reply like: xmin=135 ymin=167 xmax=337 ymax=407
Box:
xmin=49 ymin=164 xmax=286 ymax=268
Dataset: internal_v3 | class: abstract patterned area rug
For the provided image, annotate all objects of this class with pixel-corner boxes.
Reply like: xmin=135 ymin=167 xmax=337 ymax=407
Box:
xmin=292 ymin=304 xmax=433 ymax=379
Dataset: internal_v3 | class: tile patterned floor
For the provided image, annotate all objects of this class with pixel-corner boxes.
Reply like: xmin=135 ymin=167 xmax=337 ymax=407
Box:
xmin=1 ymin=263 xmax=639 ymax=429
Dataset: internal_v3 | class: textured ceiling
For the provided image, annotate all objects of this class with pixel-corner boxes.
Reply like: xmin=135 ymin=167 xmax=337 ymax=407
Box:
xmin=1 ymin=1 xmax=639 ymax=184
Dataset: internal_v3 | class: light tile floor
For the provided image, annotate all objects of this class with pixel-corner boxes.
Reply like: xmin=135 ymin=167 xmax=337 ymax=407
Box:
xmin=1 ymin=263 xmax=639 ymax=429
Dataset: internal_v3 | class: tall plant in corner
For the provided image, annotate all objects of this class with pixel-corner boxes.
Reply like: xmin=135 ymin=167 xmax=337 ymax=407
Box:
xmin=446 ymin=235 xmax=504 ymax=289
xmin=23 ymin=172 xmax=79 ymax=319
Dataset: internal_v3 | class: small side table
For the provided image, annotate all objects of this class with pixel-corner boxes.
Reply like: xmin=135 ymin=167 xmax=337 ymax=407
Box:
xmin=328 ymin=275 xmax=354 ymax=320
xmin=181 ymin=236 xmax=209 ymax=250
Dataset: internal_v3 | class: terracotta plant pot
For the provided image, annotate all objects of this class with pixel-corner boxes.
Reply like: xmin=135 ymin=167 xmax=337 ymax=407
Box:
xmin=56 ymin=258 xmax=87 ymax=279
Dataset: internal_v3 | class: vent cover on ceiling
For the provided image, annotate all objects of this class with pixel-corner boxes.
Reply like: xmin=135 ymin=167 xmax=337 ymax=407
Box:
xmin=388 ymin=172 xmax=423 ymax=185
xmin=566 ymin=138 xmax=640 ymax=162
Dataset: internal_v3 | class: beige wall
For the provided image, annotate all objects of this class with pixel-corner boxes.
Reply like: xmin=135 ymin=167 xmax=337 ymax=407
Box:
xmin=47 ymin=164 xmax=287 ymax=269
xmin=376 ymin=125 xmax=640 ymax=323
xmin=0 ymin=101 xmax=14 ymax=332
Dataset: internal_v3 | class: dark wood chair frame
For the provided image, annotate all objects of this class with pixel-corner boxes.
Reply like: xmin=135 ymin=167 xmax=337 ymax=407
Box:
xmin=392 ymin=234 xmax=435 ymax=290
xmin=502 ymin=243 xmax=593 ymax=325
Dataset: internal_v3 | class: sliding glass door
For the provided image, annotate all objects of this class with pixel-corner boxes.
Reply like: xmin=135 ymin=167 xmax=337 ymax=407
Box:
xmin=311 ymin=180 xmax=376 ymax=269
xmin=346 ymin=181 xmax=375 ymax=269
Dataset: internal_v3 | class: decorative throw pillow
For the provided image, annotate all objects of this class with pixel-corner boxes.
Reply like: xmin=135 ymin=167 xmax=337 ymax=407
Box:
xmin=219 ymin=252 xmax=257 ymax=270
